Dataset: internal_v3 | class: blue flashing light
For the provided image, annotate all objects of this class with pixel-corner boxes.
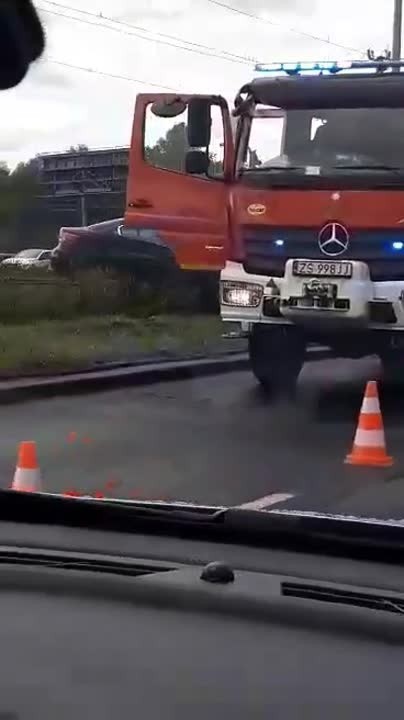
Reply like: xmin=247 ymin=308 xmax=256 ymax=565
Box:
xmin=274 ymin=239 xmax=284 ymax=246
xmin=254 ymin=60 xmax=353 ymax=76
xmin=392 ymin=241 xmax=404 ymax=250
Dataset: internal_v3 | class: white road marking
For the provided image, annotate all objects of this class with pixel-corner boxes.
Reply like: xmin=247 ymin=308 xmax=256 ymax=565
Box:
xmin=238 ymin=492 xmax=295 ymax=511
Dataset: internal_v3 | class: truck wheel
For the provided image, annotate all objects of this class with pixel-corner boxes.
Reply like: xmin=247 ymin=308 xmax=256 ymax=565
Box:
xmin=248 ymin=324 xmax=306 ymax=398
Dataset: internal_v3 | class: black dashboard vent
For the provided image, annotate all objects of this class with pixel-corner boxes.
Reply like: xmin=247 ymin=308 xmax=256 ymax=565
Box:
xmin=282 ymin=582 xmax=404 ymax=615
xmin=0 ymin=550 xmax=174 ymax=578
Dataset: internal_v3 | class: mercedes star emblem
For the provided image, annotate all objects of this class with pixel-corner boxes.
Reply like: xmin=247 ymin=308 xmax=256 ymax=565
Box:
xmin=318 ymin=222 xmax=350 ymax=257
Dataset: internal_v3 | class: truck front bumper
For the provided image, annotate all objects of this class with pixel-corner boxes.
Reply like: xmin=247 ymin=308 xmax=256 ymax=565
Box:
xmin=220 ymin=260 xmax=404 ymax=330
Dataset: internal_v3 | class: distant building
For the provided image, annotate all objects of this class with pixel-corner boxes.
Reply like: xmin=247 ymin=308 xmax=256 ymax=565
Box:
xmin=38 ymin=146 xmax=129 ymax=196
xmin=37 ymin=146 xmax=129 ymax=225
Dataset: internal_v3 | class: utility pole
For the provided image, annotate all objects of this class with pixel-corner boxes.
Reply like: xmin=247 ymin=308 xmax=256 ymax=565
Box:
xmin=73 ymin=178 xmax=87 ymax=226
xmin=393 ymin=0 xmax=402 ymax=60
xmin=79 ymin=192 xmax=87 ymax=226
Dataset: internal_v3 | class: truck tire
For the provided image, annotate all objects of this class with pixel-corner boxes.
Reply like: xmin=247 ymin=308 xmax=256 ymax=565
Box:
xmin=248 ymin=324 xmax=306 ymax=398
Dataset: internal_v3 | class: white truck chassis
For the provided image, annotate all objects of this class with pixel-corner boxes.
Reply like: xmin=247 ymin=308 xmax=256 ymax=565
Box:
xmin=220 ymin=260 xmax=404 ymax=394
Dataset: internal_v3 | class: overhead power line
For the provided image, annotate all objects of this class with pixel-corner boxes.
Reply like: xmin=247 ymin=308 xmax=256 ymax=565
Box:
xmin=38 ymin=1 xmax=255 ymax=65
xmin=46 ymin=58 xmax=179 ymax=90
xmin=205 ymin=0 xmax=365 ymax=55
xmin=39 ymin=1 xmax=365 ymax=90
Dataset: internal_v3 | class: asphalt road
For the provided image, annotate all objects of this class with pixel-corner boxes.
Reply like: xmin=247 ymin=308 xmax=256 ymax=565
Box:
xmin=1 ymin=356 xmax=404 ymax=519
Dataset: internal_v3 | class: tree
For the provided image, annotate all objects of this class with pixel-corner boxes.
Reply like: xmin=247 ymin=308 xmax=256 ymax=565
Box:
xmin=68 ymin=144 xmax=89 ymax=153
xmin=145 ymin=122 xmax=224 ymax=175
xmin=145 ymin=123 xmax=188 ymax=172
xmin=0 ymin=158 xmax=40 ymax=232
xmin=248 ymin=148 xmax=262 ymax=168
xmin=0 ymin=163 xmax=10 ymax=224
xmin=13 ymin=157 xmax=41 ymax=178
xmin=10 ymin=162 xmax=40 ymax=203
xmin=209 ymin=153 xmax=224 ymax=176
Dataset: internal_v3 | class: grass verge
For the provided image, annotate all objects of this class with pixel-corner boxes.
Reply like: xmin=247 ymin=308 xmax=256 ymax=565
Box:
xmin=0 ymin=315 xmax=244 ymax=376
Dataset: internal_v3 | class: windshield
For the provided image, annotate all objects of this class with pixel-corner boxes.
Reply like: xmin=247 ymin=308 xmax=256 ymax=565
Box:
xmin=15 ymin=249 xmax=42 ymax=259
xmin=2 ymin=1 xmax=404 ymax=536
xmin=243 ymin=106 xmax=404 ymax=181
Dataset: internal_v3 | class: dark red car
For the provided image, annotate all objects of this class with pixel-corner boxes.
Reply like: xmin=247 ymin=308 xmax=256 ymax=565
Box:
xmin=51 ymin=218 xmax=175 ymax=275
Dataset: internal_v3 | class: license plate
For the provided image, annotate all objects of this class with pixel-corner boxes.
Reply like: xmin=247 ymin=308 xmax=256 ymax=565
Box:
xmin=292 ymin=260 xmax=353 ymax=278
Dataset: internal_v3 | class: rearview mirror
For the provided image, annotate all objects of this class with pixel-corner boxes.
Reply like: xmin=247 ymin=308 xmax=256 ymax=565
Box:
xmin=185 ymin=150 xmax=209 ymax=175
xmin=150 ymin=98 xmax=187 ymax=118
xmin=187 ymin=98 xmax=212 ymax=148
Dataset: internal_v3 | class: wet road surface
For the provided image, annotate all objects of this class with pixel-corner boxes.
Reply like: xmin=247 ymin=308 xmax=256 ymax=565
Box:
xmin=1 ymin=355 xmax=404 ymax=519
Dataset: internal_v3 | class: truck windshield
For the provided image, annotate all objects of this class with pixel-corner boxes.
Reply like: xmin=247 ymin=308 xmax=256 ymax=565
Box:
xmin=243 ymin=106 xmax=404 ymax=179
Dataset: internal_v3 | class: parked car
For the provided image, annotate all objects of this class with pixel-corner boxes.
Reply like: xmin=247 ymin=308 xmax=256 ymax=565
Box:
xmin=50 ymin=218 xmax=175 ymax=276
xmin=1 ymin=248 xmax=52 ymax=269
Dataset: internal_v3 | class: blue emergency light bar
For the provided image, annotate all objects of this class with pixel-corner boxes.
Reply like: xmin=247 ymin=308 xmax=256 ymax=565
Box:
xmin=254 ymin=59 xmax=404 ymax=76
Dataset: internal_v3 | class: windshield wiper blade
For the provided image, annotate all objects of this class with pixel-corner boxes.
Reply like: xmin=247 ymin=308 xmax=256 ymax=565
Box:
xmin=0 ymin=489 xmax=227 ymax=526
xmin=244 ymin=165 xmax=305 ymax=172
xmin=331 ymin=164 xmax=403 ymax=175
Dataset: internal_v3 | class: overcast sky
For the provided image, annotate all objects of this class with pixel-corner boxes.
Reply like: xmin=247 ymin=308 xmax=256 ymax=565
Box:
xmin=0 ymin=0 xmax=397 ymax=168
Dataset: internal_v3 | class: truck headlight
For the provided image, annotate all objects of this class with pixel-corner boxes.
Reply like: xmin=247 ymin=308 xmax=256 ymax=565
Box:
xmin=221 ymin=281 xmax=263 ymax=307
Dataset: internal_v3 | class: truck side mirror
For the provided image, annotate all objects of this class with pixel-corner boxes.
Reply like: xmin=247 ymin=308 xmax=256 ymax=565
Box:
xmin=150 ymin=98 xmax=186 ymax=118
xmin=185 ymin=150 xmax=209 ymax=175
xmin=187 ymin=98 xmax=212 ymax=148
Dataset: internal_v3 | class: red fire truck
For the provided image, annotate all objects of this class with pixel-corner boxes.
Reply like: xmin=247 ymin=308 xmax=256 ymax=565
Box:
xmin=125 ymin=59 xmax=404 ymax=396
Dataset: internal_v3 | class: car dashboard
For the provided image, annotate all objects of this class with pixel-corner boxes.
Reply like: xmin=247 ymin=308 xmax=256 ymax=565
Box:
xmin=0 ymin=513 xmax=403 ymax=719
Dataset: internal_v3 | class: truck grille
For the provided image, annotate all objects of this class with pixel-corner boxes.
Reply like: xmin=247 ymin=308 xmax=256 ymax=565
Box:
xmin=242 ymin=226 xmax=404 ymax=281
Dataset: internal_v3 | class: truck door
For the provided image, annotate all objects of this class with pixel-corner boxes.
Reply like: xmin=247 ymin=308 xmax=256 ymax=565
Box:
xmin=125 ymin=93 xmax=234 ymax=271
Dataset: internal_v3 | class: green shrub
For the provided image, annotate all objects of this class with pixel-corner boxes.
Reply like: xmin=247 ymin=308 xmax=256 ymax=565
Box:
xmin=0 ymin=265 xmax=220 ymax=323
xmin=0 ymin=314 xmax=230 ymax=375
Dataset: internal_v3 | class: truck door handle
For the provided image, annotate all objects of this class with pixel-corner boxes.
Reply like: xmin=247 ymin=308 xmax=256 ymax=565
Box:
xmin=129 ymin=199 xmax=153 ymax=209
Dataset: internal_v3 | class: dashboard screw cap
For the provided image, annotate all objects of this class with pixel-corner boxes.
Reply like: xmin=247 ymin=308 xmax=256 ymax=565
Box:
xmin=200 ymin=561 xmax=235 ymax=584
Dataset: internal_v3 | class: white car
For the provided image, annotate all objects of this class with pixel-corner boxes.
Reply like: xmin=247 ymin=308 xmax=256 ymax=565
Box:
xmin=1 ymin=248 xmax=52 ymax=269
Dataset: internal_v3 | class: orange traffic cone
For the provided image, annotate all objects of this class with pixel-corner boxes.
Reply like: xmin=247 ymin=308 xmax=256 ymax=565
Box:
xmin=345 ymin=380 xmax=393 ymax=467
xmin=12 ymin=441 xmax=42 ymax=492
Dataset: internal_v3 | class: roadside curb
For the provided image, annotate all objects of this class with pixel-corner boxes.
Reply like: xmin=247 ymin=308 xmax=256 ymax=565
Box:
xmin=0 ymin=347 xmax=248 ymax=381
xmin=0 ymin=354 xmax=250 ymax=405
xmin=0 ymin=346 xmax=331 ymax=405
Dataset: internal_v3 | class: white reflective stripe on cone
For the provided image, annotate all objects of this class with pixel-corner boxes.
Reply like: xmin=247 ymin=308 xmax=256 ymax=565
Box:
xmin=361 ymin=397 xmax=381 ymax=414
xmin=354 ymin=429 xmax=385 ymax=447
xmin=12 ymin=468 xmax=41 ymax=491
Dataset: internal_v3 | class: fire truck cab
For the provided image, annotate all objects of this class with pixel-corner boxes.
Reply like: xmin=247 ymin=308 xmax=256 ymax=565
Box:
xmin=125 ymin=59 xmax=404 ymax=396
